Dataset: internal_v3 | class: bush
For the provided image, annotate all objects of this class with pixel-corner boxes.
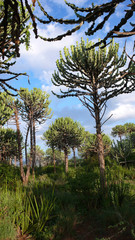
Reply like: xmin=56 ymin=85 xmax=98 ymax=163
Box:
xmin=0 ymin=163 xmax=20 ymax=187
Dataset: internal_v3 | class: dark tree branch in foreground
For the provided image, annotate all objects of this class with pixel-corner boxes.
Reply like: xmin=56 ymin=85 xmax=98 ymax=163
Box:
xmin=1 ymin=0 xmax=135 ymax=58
xmin=0 ymin=66 xmax=29 ymax=95
xmin=0 ymin=1 xmax=30 ymax=94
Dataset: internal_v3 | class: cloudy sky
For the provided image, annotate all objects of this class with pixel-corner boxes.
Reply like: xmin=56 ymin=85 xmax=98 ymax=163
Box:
xmin=8 ymin=0 xmax=135 ymax=150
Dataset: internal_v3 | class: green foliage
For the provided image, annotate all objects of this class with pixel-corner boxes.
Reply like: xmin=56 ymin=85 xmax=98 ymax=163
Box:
xmin=35 ymin=145 xmax=46 ymax=167
xmin=111 ymin=125 xmax=126 ymax=140
xmin=0 ymin=160 xmax=135 ymax=239
xmin=111 ymin=123 xmax=135 ymax=140
xmin=78 ymin=131 xmax=111 ymax=160
xmin=52 ymin=38 xmax=135 ymax=102
xmin=27 ymin=193 xmax=55 ymax=235
xmin=0 ymin=180 xmax=56 ymax=239
xmin=43 ymin=117 xmax=84 ymax=152
xmin=111 ymin=139 xmax=132 ymax=164
xmin=19 ymin=87 xmax=52 ymax=124
xmin=0 ymin=183 xmax=25 ymax=239
xmin=0 ymin=163 xmax=20 ymax=186
xmin=0 ymin=128 xmax=23 ymax=163
xmin=124 ymin=122 xmax=135 ymax=135
xmin=0 ymin=92 xmax=14 ymax=125
xmin=0 ymin=217 xmax=16 ymax=240
xmin=44 ymin=148 xmax=64 ymax=165
xmin=43 ymin=117 xmax=84 ymax=172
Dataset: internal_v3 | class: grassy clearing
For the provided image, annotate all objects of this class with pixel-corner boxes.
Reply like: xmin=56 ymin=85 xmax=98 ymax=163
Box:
xmin=0 ymin=161 xmax=135 ymax=240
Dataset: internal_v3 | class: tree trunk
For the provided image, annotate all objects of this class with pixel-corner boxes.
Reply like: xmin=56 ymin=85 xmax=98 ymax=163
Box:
xmin=32 ymin=118 xmax=36 ymax=177
xmin=93 ymin=86 xmax=106 ymax=191
xmin=14 ymin=155 xmax=17 ymax=166
xmin=53 ymin=148 xmax=56 ymax=173
xmin=9 ymin=157 xmax=12 ymax=165
xmin=25 ymin=124 xmax=30 ymax=166
xmin=14 ymin=105 xmax=25 ymax=183
xmin=64 ymin=148 xmax=68 ymax=173
xmin=2 ymin=145 xmax=6 ymax=162
xmin=72 ymin=147 xmax=76 ymax=168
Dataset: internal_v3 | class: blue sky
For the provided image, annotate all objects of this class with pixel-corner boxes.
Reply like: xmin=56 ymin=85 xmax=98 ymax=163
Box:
xmin=8 ymin=0 xmax=135 ymax=150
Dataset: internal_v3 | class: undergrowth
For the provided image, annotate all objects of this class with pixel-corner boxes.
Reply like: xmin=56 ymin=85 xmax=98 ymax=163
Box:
xmin=0 ymin=162 xmax=135 ymax=240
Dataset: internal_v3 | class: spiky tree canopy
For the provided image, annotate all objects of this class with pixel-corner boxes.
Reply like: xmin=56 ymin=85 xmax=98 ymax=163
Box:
xmin=42 ymin=124 xmax=58 ymax=151
xmin=0 ymin=0 xmax=30 ymax=59
xmin=0 ymin=92 xmax=14 ymax=126
xmin=19 ymin=88 xmax=52 ymax=124
xmin=124 ymin=122 xmax=135 ymax=134
xmin=0 ymin=128 xmax=23 ymax=160
xmin=45 ymin=148 xmax=64 ymax=164
xmin=111 ymin=125 xmax=126 ymax=140
xmin=52 ymin=38 xmax=135 ymax=123
xmin=0 ymin=1 xmax=30 ymax=94
xmin=43 ymin=117 xmax=83 ymax=152
xmin=78 ymin=131 xmax=111 ymax=159
xmin=52 ymin=38 xmax=135 ymax=189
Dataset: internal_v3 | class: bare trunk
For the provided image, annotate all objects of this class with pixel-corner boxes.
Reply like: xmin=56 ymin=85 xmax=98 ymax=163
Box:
xmin=64 ymin=148 xmax=68 ymax=173
xmin=53 ymin=148 xmax=56 ymax=173
xmin=14 ymin=155 xmax=17 ymax=166
xmin=93 ymin=86 xmax=106 ymax=190
xmin=32 ymin=118 xmax=36 ymax=177
xmin=2 ymin=145 xmax=5 ymax=162
xmin=14 ymin=106 xmax=25 ymax=183
xmin=72 ymin=147 xmax=76 ymax=168
xmin=9 ymin=157 xmax=12 ymax=165
xmin=25 ymin=124 xmax=30 ymax=166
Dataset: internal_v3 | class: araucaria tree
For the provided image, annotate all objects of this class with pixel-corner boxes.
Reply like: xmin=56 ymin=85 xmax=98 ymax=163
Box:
xmin=52 ymin=38 xmax=135 ymax=190
xmin=0 ymin=92 xmax=14 ymax=126
xmin=19 ymin=88 xmax=52 ymax=176
xmin=111 ymin=125 xmax=126 ymax=141
xmin=43 ymin=117 xmax=84 ymax=173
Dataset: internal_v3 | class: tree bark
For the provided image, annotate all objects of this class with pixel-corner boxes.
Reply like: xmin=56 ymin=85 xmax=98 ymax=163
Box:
xmin=9 ymin=157 xmax=12 ymax=165
xmin=25 ymin=124 xmax=30 ymax=166
xmin=32 ymin=118 xmax=36 ymax=177
xmin=2 ymin=145 xmax=6 ymax=162
xmin=14 ymin=104 xmax=32 ymax=186
xmin=64 ymin=148 xmax=68 ymax=173
xmin=14 ymin=105 xmax=25 ymax=183
xmin=14 ymin=155 xmax=17 ymax=166
xmin=93 ymin=85 xmax=107 ymax=191
xmin=53 ymin=148 xmax=56 ymax=173
xmin=72 ymin=147 xmax=76 ymax=168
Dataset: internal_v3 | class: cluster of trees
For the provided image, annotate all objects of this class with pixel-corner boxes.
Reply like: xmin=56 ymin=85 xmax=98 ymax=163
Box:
xmin=111 ymin=123 xmax=135 ymax=140
xmin=0 ymin=128 xmax=20 ymax=165
xmin=42 ymin=117 xmax=112 ymax=173
xmin=111 ymin=123 xmax=135 ymax=165
xmin=78 ymin=131 xmax=112 ymax=161
xmin=1 ymin=0 xmax=135 ymax=190
xmin=42 ymin=117 xmax=84 ymax=173
xmin=0 ymin=88 xmax=52 ymax=184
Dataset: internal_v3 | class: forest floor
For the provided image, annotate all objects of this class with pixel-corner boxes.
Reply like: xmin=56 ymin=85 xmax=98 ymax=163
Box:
xmin=62 ymin=220 xmax=134 ymax=240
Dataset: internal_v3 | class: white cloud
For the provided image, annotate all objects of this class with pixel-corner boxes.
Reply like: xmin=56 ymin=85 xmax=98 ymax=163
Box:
xmin=13 ymin=23 xmax=84 ymax=77
xmin=109 ymin=103 xmax=135 ymax=121
xmin=41 ymin=84 xmax=68 ymax=94
xmin=115 ymin=3 xmax=125 ymax=17
xmin=104 ymin=22 xmax=110 ymax=33
xmin=39 ymin=70 xmax=53 ymax=84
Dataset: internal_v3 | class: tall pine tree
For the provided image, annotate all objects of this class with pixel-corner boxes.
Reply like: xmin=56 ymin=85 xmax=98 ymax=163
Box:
xmin=52 ymin=38 xmax=135 ymax=190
